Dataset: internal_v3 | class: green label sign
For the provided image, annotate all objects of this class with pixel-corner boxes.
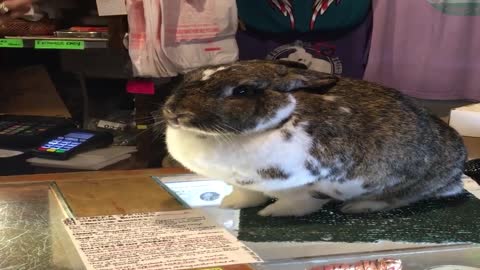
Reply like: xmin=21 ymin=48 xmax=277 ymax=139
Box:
xmin=35 ymin=40 xmax=85 ymax=50
xmin=0 ymin=39 xmax=24 ymax=48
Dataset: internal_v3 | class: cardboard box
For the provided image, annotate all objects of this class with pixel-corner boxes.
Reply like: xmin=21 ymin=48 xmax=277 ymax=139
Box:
xmin=449 ymin=103 xmax=480 ymax=137
xmin=96 ymin=0 xmax=127 ymax=16
xmin=0 ymin=65 xmax=71 ymax=118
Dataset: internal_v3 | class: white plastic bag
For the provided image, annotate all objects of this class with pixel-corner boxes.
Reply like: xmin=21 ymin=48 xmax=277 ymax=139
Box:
xmin=160 ymin=0 xmax=239 ymax=73
xmin=127 ymin=0 xmax=239 ymax=77
xmin=127 ymin=0 xmax=176 ymax=77
xmin=144 ymin=0 xmax=177 ymax=77
xmin=126 ymin=0 xmax=154 ymax=77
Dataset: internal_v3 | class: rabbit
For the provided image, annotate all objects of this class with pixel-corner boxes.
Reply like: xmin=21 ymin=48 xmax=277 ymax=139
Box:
xmin=161 ymin=59 xmax=469 ymax=217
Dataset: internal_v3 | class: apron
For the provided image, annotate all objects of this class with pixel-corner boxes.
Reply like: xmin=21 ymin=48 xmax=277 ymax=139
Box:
xmin=364 ymin=0 xmax=480 ymax=100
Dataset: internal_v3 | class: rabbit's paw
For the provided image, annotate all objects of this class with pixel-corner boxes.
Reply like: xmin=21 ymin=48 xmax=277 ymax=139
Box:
xmin=258 ymin=198 xmax=327 ymax=217
xmin=341 ymin=200 xmax=390 ymax=214
xmin=220 ymin=188 xmax=268 ymax=209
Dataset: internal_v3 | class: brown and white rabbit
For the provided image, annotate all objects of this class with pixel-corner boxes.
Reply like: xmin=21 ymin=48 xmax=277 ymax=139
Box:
xmin=161 ymin=60 xmax=468 ymax=217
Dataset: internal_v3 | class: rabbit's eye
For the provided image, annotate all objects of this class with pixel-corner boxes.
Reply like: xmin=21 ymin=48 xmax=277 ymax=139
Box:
xmin=232 ymin=85 xmax=256 ymax=97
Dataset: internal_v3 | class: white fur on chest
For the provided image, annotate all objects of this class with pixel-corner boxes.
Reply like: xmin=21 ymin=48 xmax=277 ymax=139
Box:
xmin=166 ymin=123 xmax=368 ymax=201
xmin=166 ymin=122 xmax=317 ymax=192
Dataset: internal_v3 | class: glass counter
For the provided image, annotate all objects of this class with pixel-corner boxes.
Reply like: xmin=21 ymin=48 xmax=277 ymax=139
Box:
xmin=0 ymin=182 xmax=83 ymax=270
xmin=158 ymin=174 xmax=480 ymax=270
xmin=1 ymin=174 xmax=479 ymax=270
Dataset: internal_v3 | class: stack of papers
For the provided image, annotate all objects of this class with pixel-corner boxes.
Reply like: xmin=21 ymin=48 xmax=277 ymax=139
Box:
xmin=0 ymin=149 xmax=24 ymax=158
xmin=27 ymin=146 xmax=137 ymax=170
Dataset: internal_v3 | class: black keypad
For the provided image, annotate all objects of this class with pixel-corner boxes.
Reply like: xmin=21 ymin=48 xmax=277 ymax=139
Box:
xmin=0 ymin=121 xmax=54 ymax=136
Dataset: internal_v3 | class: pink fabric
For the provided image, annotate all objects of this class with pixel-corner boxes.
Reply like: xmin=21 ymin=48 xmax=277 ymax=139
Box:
xmin=364 ymin=0 xmax=480 ymax=101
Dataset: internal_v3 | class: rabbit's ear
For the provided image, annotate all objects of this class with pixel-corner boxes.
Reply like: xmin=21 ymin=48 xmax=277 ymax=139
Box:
xmin=272 ymin=67 xmax=338 ymax=93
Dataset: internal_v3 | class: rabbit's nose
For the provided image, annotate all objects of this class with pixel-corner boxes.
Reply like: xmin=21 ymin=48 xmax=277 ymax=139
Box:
xmin=163 ymin=109 xmax=193 ymax=126
xmin=163 ymin=109 xmax=180 ymax=125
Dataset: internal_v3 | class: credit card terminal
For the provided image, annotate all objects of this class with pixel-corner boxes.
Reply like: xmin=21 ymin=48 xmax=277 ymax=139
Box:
xmin=0 ymin=114 xmax=75 ymax=148
xmin=33 ymin=129 xmax=113 ymax=160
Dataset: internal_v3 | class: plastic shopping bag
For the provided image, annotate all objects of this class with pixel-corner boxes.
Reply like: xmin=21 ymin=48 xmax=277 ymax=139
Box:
xmin=127 ymin=0 xmax=176 ymax=77
xmin=144 ymin=0 xmax=177 ymax=77
xmin=126 ymin=0 xmax=153 ymax=77
xmin=160 ymin=0 xmax=239 ymax=73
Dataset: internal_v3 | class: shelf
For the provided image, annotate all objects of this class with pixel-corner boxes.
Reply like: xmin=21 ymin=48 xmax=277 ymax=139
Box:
xmin=0 ymin=36 xmax=108 ymax=50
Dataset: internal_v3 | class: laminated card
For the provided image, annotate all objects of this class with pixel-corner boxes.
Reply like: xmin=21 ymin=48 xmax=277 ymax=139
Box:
xmin=63 ymin=209 xmax=262 ymax=270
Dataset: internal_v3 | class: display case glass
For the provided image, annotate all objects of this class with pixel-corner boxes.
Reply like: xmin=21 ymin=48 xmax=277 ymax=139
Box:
xmin=1 ymin=175 xmax=479 ymax=270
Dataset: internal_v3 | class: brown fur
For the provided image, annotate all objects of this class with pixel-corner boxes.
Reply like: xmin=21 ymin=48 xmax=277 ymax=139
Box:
xmin=162 ymin=60 xmax=469 ymax=213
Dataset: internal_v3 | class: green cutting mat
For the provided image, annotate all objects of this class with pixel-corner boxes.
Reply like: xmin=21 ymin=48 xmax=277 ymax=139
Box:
xmin=238 ymin=192 xmax=480 ymax=243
